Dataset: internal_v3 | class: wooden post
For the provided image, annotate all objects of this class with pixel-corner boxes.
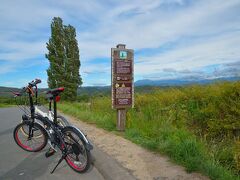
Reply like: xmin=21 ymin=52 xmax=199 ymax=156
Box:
xmin=111 ymin=44 xmax=134 ymax=131
xmin=117 ymin=109 xmax=126 ymax=131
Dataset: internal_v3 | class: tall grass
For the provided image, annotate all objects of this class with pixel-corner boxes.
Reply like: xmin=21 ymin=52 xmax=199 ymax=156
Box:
xmin=59 ymin=81 xmax=240 ymax=180
xmin=0 ymin=96 xmax=16 ymax=107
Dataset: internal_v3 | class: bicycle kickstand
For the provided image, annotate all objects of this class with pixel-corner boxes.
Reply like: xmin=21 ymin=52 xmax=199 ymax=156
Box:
xmin=50 ymin=154 xmax=66 ymax=174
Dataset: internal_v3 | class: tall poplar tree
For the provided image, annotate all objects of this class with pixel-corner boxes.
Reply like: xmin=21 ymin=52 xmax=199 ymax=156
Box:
xmin=64 ymin=25 xmax=82 ymax=99
xmin=46 ymin=17 xmax=65 ymax=88
xmin=46 ymin=17 xmax=82 ymax=100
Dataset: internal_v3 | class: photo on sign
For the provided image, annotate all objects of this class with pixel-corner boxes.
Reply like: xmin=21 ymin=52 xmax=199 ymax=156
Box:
xmin=119 ymin=51 xmax=127 ymax=59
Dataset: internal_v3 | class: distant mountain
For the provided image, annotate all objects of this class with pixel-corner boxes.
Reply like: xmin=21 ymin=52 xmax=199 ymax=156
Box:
xmin=0 ymin=86 xmax=49 ymax=97
xmin=77 ymin=86 xmax=110 ymax=95
xmin=0 ymin=85 xmax=156 ymax=97
xmin=1 ymin=76 xmax=239 ymax=97
xmin=135 ymin=76 xmax=240 ymax=86
xmin=0 ymin=86 xmax=20 ymax=97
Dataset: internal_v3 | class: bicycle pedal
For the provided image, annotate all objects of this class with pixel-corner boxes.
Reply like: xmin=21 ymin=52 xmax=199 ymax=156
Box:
xmin=45 ymin=149 xmax=56 ymax=158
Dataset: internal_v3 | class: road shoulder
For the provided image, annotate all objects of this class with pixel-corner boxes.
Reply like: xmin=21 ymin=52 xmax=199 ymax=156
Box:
xmin=62 ymin=113 xmax=209 ymax=180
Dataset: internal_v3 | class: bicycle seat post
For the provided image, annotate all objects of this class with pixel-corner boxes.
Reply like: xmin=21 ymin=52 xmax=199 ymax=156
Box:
xmin=35 ymin=85 xmax=38 ymax=105
xmin=49 ymin=100 xmax=52 ymax=111
xmin=53 ymin=96 xmax=57 ymax=125
xmin=46 ymin=87 xmax=64 ymax=125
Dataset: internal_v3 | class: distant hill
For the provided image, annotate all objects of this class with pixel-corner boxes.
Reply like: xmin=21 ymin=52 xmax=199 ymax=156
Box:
xmin=135 ymin=76 xmax=240 ymax=86
xmin=0 ymin=85 xmax=157 ymax=97
xmin=0 ymin=87 xmax=20 ymax=97
xmin=0 ymin=87 xmax=49 ymax=97
xmin=0 ymin=86 xmax=111 ymax=97
xmin=77 ymin=86 xmax=110 ymax=96
xmin=1 ymin=76 xmax=239 ymax=97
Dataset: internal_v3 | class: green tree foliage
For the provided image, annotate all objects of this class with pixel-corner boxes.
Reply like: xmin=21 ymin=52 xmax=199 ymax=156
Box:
xmin=46 ymin=17 xmax=82 ymax=100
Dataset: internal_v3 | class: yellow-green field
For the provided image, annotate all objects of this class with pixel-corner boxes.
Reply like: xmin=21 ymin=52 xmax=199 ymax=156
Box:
xmin=59 ymin=81 xmax=240 ymax=180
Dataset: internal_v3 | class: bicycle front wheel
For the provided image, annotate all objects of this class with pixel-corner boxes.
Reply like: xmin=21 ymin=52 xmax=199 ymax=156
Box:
xmin=13 ymin=121 xmax=48 ymax=152
xmin=20 ymin=115 xmax=44 ymax=139
xmin=62 ymin=127 xmax=91 ymax=173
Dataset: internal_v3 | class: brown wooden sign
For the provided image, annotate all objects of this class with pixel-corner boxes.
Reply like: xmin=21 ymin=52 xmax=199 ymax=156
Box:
xmin=115 ymin=82 xmax=132 ymax=106
xmin=111 ymin=44 xmax=134 ymax=109
xmin=114 ymin=60 xmax=132 ymax=74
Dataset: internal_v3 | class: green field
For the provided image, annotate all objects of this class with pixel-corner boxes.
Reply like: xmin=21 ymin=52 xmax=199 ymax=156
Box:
xmin=58 ymin=81 xmax=240 ymax=180
xmin=0 ymin=96 xmax=16 ymax=107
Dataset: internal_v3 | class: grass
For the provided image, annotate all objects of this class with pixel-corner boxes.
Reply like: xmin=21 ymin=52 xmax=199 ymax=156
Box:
xmin=58 ymin=81 xmax=240 ymax=180
xmin=0 ymin=96 xmax=15 ymax=107
xmin=0 ymin=103 xmax=15 ymax=108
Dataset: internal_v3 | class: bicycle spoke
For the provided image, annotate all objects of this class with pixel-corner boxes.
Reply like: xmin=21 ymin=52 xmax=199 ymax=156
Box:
xmin=14 ymin=123 xmax=47 ymax=152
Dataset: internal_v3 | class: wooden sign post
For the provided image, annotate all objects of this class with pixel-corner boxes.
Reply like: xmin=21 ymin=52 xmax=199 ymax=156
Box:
xmin=111 ymin=44 xmax=134 ymax=131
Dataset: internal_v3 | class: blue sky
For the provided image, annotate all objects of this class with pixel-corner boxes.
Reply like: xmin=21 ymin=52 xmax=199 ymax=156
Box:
xmin=0 ymin=0 xmax=239 ymax=87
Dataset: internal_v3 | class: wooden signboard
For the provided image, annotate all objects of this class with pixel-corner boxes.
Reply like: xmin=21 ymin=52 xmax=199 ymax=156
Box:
xmin=111 ymin=44 xmax=134 ymax=109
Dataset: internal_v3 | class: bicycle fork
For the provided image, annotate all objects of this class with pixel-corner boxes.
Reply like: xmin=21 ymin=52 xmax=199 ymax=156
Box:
xmin=27 ymin=121 xmax=35 ymax=140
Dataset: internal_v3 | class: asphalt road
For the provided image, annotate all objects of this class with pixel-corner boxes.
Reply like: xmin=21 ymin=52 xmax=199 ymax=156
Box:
xmin=0 ymin=107 xmax=104 ymax=180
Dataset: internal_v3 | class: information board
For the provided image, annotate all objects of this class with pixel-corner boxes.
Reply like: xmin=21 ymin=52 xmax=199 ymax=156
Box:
xmin=115 ymin=82 xmax=132 ymax=106
xmin=111 ymin=45 xmax=134 ymax=109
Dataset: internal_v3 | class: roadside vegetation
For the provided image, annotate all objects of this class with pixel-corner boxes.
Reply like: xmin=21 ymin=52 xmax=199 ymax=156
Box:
xmin=0 ymin=96 xmax=15 ymax=107
xmin=59 ymin=81 xmax=240 ymax=180
xmin=1 ymin=81 xmax=239 ymax=179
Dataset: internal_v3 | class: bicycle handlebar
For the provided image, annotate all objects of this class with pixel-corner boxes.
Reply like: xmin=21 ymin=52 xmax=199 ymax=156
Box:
xmin=28 ymin=78 xmax=41 ymax=87
xmin=12 ymin=79 xmax=41 ymax=97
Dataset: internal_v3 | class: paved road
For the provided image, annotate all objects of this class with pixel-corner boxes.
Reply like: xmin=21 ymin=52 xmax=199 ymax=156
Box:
xmin=0 ymin=107 xmax=104 ymax=180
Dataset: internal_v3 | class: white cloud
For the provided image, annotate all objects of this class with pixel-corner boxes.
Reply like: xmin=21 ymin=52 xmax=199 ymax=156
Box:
xmin=77 ymin=0 xmax=240 ymax=61
xmin=135 ymin=30 xmax=240 ymax=75
xmin=0 ymin=41 xmax=46 ymax=62
xmin=0 ymin=0 xmax=240 ymax=86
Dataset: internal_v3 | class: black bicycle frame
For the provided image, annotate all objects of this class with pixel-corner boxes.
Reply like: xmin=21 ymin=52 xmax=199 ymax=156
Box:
xmin=27 ymin=90 xmax=35 ymax=138
xmin=53 ymin=99 xmax=57 ymax=125
xmin=28 ymin=91 xmax=35 ymax=120
xmin=34 ymin=96 xmax=67 ymax=151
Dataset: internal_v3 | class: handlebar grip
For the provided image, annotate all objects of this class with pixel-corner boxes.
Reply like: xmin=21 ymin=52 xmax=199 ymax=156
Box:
xmin=28 ymin=78 xmax=42 ymax=87
xmin=35 ymin=79 xmax=41 ymax=84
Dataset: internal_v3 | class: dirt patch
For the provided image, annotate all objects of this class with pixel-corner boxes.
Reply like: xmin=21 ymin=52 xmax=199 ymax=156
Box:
xmin=65 ymin=114 xmax=209 ymax=180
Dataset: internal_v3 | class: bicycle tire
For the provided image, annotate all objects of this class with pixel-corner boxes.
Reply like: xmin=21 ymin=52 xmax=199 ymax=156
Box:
xmin=62 ymin=126 xmax=91 ymax=173
xmin=14 ymin=121 xmax=48 ymax=152
xmin=56 ymin=115 xmax=70 ymax=127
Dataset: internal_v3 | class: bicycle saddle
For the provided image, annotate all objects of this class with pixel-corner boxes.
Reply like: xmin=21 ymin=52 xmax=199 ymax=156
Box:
xmin=47 ymin=87 xmax=64 ymax=96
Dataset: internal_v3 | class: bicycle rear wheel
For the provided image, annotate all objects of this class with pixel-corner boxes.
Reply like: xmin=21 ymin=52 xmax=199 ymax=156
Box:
xmin=14 ymin=121 xmax=48 ymax=152
xmin=62 ymin=127 xmax=91 ymax=173
xmin=56 ymin=115 xmax=70 ymax=127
